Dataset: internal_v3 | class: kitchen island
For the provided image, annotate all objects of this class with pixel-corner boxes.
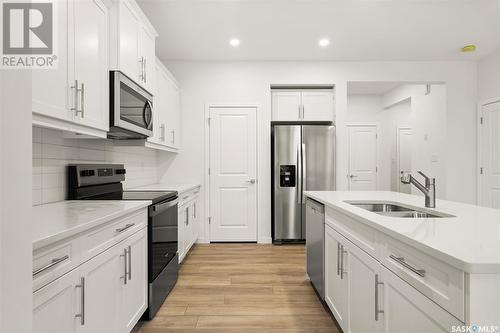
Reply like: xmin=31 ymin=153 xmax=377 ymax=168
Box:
xmin=305 ymin=190 xmax=500 ymax=333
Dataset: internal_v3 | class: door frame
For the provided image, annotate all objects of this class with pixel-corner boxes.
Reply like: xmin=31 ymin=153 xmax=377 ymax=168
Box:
xmin=396 ymin=127 xmax=412 ymax=193
xmin=346 ymin=123 xmax=379 ymax=190
xmin=477 ymin=97 xmax=500 ymax=206
xmin=204 ymin=103 xmax=261 ymax=243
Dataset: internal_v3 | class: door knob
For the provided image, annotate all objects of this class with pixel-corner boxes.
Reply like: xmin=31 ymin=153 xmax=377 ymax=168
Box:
xmin=246 ymin=179 xmax=256 ymax=184
xmin=348 ymin=174 xmax=358 ymax=179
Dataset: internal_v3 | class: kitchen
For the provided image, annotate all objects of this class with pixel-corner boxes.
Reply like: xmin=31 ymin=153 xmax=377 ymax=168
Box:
xmin=1 ymin=0 xmax=500 ymax=332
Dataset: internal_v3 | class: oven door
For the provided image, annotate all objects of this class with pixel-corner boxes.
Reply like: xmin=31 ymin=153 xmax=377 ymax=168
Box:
xmin=109 ymin=71 xmax=153 ymax=138
xmin=149 ymin=198 xmax=178 ymax=283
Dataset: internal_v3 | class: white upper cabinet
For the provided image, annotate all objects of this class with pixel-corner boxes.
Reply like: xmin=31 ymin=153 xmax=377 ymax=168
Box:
xmin=301 ymin=91 xmax=334 ymax=121
xmin=147 ymin=58 xmax=181 ymax=152
xmin=271 ymin=89 xmax=334 ymax=122
xmin=73 ymin=0 xmax=109 ymax=132
xmin=32 ymin=0 xmax=109 ymax=138
xmin=272 ymin=91 xmax=302 ymax=121
xmin=110 ymin=0 xmax=157 ymax=91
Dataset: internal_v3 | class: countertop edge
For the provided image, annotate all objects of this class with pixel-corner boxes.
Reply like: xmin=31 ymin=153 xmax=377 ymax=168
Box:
xmin=305 ymin=192 xmax=500 ymax=274
xmin=33 ymin=201 xmax=151 ymax=251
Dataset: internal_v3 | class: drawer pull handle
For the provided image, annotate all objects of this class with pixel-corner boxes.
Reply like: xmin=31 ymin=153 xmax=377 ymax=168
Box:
xmin=389 ymin=254 xmax=426 ymax=277
xmin=32 ymin=255 xmax=69 ymax=277
xmin=116 ymin=223 xmax=135 ymax=233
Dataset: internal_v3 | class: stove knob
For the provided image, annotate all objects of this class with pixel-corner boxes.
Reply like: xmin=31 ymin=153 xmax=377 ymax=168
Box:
xmin=115 ymin=169 xmax=126 ymax=175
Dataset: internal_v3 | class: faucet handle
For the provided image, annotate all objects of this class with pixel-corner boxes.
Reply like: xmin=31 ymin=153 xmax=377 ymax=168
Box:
xmin=400 ymin=171 xmax=411 ymax=184
xmin=417 ymin=171 xmax=435 ymax=185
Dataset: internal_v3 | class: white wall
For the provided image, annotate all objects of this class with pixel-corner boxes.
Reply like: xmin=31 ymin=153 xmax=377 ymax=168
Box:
xmin=1 ymin=71 xmax=32 ymax=332
xmin=161 ymin=61 xmax=477 ymax=244
xmin=478 ymin=50 xmax=500 ymax=102
xmin=32 ymin=127 xmax=160 ymax=205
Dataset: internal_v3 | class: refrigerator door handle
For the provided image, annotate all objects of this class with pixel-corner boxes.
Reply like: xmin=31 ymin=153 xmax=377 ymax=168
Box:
xmin=302 ymin=143 xmax=306 ymax=203
xmin=297 ymin=143 xmax=302 ymax=204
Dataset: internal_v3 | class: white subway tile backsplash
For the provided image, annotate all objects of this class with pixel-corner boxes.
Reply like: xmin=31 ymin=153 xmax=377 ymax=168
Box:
xmin=33 ymin=127 xmax=159 ymax=205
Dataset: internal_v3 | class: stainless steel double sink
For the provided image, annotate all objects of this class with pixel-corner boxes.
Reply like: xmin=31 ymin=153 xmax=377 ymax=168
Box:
xmin=345 ymin=201 xmax=455 ymax=219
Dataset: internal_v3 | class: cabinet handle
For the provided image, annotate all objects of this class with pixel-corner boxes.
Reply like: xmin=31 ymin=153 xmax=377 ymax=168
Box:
xmin=193 ymin=202 xmax=196 ymax=218
xmin=172 ymin=130 xmax=175 ymax=145
xmin=75 ymin=277 xmax=85 ymax=325
xmin=139 ymin=56 xmax=144 ymax=81
xmin=389 ymin=254 xmax=426 ymax=277
xmin=144 ymin=58 xmax=147 ymax=83
xmin=70 ymin=80 xmax=79 ymax=114
xmin=116 ymin=223 xmax=135 ymax=233
xmin=298 ymin=105 xmax=301 ymax=119
xmin=120 ymin=248 xmax=128 ymax=284
xmin=340 ymin=245 xmax=347 ymax=280
xmin=32 ymin=255 xmax=69 ymax=276
xmin=336 ymin=243 xmax=341 ymax=276
xmin=375 ymin=274 xmax=384 ymax=321
xmin=127 ymin=245 xmax=132 ymax=281
xmin=80 ymin=82 xmax=85 ymax=118
xmin=301 ymin=105 xmax=305 ymax=118
xmin=186 ymin=207 xmax=189 ymax=225
xmin=160 ymin=124 xmax=165 ymax=141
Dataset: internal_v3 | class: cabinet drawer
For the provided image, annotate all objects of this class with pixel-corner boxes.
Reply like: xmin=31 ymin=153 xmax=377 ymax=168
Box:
xmin=179 ymin=186 xmax=200 ymax=206
xmin=382 ymin=236 xmax=465 ymax=321
xmin=33 ymin=239 xmax=78 ymax=292
xmin=325 ymin=206 xmax=379 ymax=258
xmin=81 ymin=209 xmax=147 ymax=261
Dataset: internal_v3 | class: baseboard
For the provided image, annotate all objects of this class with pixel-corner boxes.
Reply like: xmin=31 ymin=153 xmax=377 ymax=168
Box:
xmin=258 ymin=237 xmax=272 ymax=244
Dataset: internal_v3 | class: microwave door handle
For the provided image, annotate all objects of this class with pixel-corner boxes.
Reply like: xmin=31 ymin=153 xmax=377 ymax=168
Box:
xmin=143 ymin=101 xmax=153 ymax=129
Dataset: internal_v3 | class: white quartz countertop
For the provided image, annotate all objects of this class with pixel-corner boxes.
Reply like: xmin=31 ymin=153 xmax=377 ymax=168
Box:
xmin=33 ymin=201 xmax=150 ymax=250
xmin=305 ymin=191 xmax=500 ymax=273
xmin=129 ymin=182 xmax=201 ymax=195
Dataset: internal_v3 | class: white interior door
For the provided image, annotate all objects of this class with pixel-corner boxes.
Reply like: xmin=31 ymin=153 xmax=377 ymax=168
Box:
xmin=480 ymin=101 xmax=500 ymax=208
xmin=209 ymin=107 xmax=257 ymax=241
xmin=348 ymin=125 xmax=378 ymax=190
xmin=397 ymin=128 xmax=412 ymax=194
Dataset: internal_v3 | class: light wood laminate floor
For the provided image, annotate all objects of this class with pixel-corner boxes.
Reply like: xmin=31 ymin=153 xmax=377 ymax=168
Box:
xmin=137 ymin=243 xmax=339 ymax=333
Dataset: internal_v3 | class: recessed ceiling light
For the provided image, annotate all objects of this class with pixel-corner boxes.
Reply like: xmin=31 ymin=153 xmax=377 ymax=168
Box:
xmin=461 ymin=44 xmax=476 ymax=53
xmin=318 ymin=38 xmax=330 ymax=47
xmin=229 ymin=38 xmax=240 ymax=47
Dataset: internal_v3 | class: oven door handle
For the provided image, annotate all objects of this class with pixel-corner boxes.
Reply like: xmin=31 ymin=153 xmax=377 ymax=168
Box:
xmin=152 ymin=198 xmax=179 ymax=214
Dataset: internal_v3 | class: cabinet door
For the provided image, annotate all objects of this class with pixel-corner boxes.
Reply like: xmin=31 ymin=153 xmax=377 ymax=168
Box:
xmin=382 ymin=267 xmax=461 ymax=333
xmin=73 ymin=0 xmax=108 ymax=131
xmin=183 ymin=204 xmax=192 ymax=255
xmin=178 ymin=205 xmax=186 ymax=263
xmin=139 ymin=26 xmax=156 ymax=91
xmin=32 ymin=0 xmax=73 ymax=122
xmin=80 ymin=244 xmax=123 ymax=333
xmin=301 ymin=91 xmax=334 ymax=121
xmin=33 ymin=266 xmax=81 ymax=333
xmin=119 ymin=0 xmax=139 ymax=80
xmin=166 ymin=78 xmax=181 ymax=149
xmin=347 ymin=240 xmax=383 ymax=333
xmin=191 ymin=198 xmax=199 ymax=247
xmin=325 ymin=225 xmax=349 ymax=332
xmin=272 ymin=91 xmax=302 ymax=121
xmin=121 ymin=229 xmax=148 ymax=332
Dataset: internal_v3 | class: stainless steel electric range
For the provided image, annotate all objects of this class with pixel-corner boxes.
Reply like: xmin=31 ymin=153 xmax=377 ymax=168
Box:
xmin=67 ymin=164 xmax=178 ymax=319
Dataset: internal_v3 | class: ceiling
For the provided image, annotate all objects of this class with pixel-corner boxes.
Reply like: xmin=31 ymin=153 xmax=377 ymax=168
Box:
xmin=137 ymin=0 xmax=500 ymax=62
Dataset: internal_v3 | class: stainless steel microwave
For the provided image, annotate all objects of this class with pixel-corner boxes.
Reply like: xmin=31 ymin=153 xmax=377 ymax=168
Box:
xmin=108 ymin=71 xmax=153 ymax=139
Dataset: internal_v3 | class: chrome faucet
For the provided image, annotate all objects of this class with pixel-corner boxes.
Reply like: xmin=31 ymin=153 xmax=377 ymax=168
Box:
xmin=400 ymin=171 xmax=436 ymax=208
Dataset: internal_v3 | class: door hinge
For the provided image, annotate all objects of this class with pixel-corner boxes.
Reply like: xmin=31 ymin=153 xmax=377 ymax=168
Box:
xmin=208 ymin=217 xmax=211 ymax=224
xmin=480 ymin=117 xmax=484 ymax=125
xmin=208 ymin=167 xmax=211 ymax=175
xmin=480 ymin=167 xmax=484 ymax=175
xmin=208 ymin=117 xmax=211 ymax=126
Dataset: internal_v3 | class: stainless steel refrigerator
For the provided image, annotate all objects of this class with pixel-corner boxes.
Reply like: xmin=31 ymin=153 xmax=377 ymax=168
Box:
xmin=272 ymin=124 xmax=335 ymax=243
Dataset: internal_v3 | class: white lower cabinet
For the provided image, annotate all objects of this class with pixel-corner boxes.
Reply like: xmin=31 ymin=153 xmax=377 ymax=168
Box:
xmin=325 ymin=225 xmax=349 ymax=332
xmin=33 ymin=266 xmax=81 ymax=333
xmin=33 ymin=227 xmax=147 ymax=333
xmin=178 ymin=189 xmax=201 ymax=263
xmin=325 ymin=221 xmax=463 ymax=333
xmin=382 ymin=266 xmax=461 ymax=333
